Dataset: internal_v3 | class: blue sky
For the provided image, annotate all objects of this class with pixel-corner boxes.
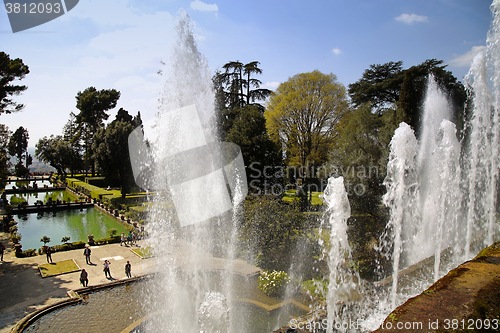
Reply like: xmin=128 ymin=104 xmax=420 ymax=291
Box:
xmin=0 ymin=0 xmax=493 ymax=145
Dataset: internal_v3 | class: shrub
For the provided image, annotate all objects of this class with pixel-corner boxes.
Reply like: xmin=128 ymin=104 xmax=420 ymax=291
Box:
xmin=94 ymin=236 xmax=120 ymax=245
xmin=11 ymin=232 xmax=21 ymax=244
xmin=258 ymin=270 xmax=290 ymax=297
xmin=108 ymin=228 xmax=118 ymax=237
xmin=22 ymin=249 xmax=37 ymax=257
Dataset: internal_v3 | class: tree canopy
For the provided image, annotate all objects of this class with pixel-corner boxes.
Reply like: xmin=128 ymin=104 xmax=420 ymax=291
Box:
xmin=0 ymin=52 xmax=30 ymax=115
xmin=74 ymin=87 xmax=120 ymax=174
xmin=36 ymin=135 xmax=79 ymax=178
xmin=265 ymin=70 xmax=349 ymax=168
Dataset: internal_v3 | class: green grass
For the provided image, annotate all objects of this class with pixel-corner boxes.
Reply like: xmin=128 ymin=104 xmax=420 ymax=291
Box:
xmin=282 ymin=190 xmax=324 ymax=205
xmin=38 ymin=259 xmax=80 ymax=278
xmin=131 ymin=247 xmax=153 ymax=259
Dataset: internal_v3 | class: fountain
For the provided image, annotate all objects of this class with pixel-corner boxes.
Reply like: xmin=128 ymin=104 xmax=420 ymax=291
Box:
xmin=354 ymin=1 xmax=500 ymax=329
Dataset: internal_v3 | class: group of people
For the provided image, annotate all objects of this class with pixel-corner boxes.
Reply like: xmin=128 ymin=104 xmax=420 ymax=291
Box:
xmin=120 ymin=232 xmax=138 ymax=246
xmin=79 ymin=259 xmax=133 ymax=287
xmin=79 ymin=244 xmax=133 ymax=287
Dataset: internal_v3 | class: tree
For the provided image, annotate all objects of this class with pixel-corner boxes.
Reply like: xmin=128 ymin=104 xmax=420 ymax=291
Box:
xmin=266 ymin=70 xmax=349 ymax=170
xmin=0 ymin=124 xmax=11 ymax=187
xmin=74 ymin=87 xmax=120 ymax=175
xmin=40 ymin=235 xmax=51 ymax=246
xmin=348 ymin=61 xmax=404 ymax=113
xmin=36 ymin=135 xmax=79 ymax=179
xmin=0 ymin=52 xmax=30 ymax=115
xmin=8 ymin=126 xmax=31 ymax=177
xmin=214 ymin=60 xmax=272 ymax=140
xmin=63 ymin=113 xmax=84 ymax=175
xmin=225 ymin=105 xmax=282 ymax=192
xmin=348 ymin=59 xmax=466 ymax=136
xmin=93 ymin=110 xmax=138 ymax=198
xmin=240 ymin=195 xmax=306 ymax=271
xmin=61 ymin=236 xmax=71 ymax=244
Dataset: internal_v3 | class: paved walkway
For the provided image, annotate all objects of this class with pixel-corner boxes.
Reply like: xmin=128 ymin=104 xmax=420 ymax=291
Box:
xmin=0 ymin=231 xmax=262 ymax=333
xmin=0 ymin=236 xmax=155 ymax=333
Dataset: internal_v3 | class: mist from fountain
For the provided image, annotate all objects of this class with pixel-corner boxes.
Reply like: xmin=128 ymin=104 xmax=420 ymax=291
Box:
xmin=320 ymin=176 xmax=360 ymax=332
xmin=133 ymin=11 xmax=248 ymax=332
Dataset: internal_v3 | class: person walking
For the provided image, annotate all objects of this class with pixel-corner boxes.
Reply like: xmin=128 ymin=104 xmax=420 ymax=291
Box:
xmin=120 ymin=232 xmax=125 ymax=246
xmin=45 ymin=246 xmax=52 ymax=263
xmin=0 ymin=242 xmax=5 ymax=261
xmin=103 ymin=260 xmax=111 ymax=279
xmin=125 ymin=261 xmax=132 ymax=278
xmin=80 ymin=269 xmax=88 ymax=287
xmin=84 ymin=245 xmax=92 ymax=264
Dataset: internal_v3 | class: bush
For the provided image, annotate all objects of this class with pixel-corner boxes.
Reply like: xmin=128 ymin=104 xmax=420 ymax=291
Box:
xmin=258 ymin=270 xmax=290 ymax=297
xmin=93 ymin=236 xmax=120 ymax=245
xmin=11 ymin=232 xmax=21 ymax=244
xmin=22 ymin=249 xmax=37 ymax=257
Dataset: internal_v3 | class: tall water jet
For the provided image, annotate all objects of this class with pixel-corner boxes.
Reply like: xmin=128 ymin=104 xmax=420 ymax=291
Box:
xmin=463 ymin=0 xmax=500 ymax=256
xmin=128 ymin=11 xmax=247 ymax=332
xmin=382 ymin=122 xmax=419 ymax=309
xmin=321 ymin=176 xmax=358 ymax=332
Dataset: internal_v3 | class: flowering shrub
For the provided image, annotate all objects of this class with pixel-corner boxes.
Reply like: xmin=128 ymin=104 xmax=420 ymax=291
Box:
xmin=258 ymin=270 xmax=290 ymax=297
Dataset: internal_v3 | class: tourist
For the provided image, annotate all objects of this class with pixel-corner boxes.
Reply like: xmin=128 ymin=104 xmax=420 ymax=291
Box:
xmin=45 ymin=246 xmax=52 ymax=263
xmin=125 ymin=261 xmax=132 ymax=278
xmin=120 ymin=232 xmax=125 ymax=246
xmin=0 ymin=242 xmax=5 ymax=261
xmin=103 ymin=260 xmax=111 ymax=278
xmin=80 ymin=269 xmax=88 ymax=287
xmin=84 ymin=245 xmax=92 ymax=264
xmin=132 ymin=232 xmax=137 ymax=246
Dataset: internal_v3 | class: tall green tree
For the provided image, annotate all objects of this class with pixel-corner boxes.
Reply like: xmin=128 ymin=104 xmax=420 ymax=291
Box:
xmin=74 ymin=87 xmax=120 ymax=175
xmin=266 ymin=70 xmax=349 ymax=169
xmin=225 ymin=104 xmax=282 ymax=192
xmin=0 ymin=52 xmax=30 ymax=115
xmin=348 ymin=59 xmax=466 ymax=136
xmin=35 ymin=135 xmax=79 ymax=179
xmin=93 ymin=110 xmax=139 ymax=198
xmin=0 ymin=124 xmax=11 ymax=187
xmin=8 ymin=126 xmax=31 ymax=177
xmin=214 ymin=60 xmax=272 ymax=140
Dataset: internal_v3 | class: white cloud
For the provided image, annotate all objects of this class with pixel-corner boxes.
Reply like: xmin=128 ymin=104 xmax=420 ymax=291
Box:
xmin=332 ymin=48 xmax=341 ymax=55
xmin=395 ymin=13 xmax=428 ymax=24
xmin=190 ymin=0 xmax=218 ymax=12
xmin=449 ymin=45 xmax=486 ymax=67
xmin=263 ymin=82 xmax=280 ymax=90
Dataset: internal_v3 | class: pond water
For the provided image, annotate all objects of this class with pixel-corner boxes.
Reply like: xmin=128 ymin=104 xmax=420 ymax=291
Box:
xmin=7 ymin=189 xmax=76 ymax=206
xmin=15 ymin=206 xmax=130 ymax=250
xmin=4 ymin=179 xmax=51 ymax=190
xmin=23 ymin=278 xmax=307 ymax=333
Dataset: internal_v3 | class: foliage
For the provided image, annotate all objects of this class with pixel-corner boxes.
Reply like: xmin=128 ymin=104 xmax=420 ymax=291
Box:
xmin=20 ymin=248 xmax=37 ymax=257
xmin=214 ymin=60 xmax=272 ymax=114
xmin=265 ymin=70 xmax=349 ymax=168
xmin=258 ymin=270 xmax=290 ymax=297
xmin=348 ymin=59 xmax=466 ymax=136
xmin=36 ymin=135 xmax=80 ymax=179
xmin=92 ymin=111 xmax=138 ymax=198
xmin=61 ymin=236 xmax=71 ymax=244
xmin=40 ymin=235 xmax=51 ymax=245
xmin=301 ymin=278 xmax=329 ymax=300
xmin=0 ymin=52 xmax=30 ymax=115
xmin=8 ymin=126 xmax=31 ymax=177
xmin=10 ymin=232 xmax=21 ymax=244
xmin=0 ymin=124 xmax=11 ymax=186
xmin=107 ymin=228 xmax=118 ymax=237
xmin=73 ymin=86 xmax=120 ymax=174
xmin=225 ymin=104 xmax=283 ymax=192
xmin=240 ymin=195 xmax=305 ymax=271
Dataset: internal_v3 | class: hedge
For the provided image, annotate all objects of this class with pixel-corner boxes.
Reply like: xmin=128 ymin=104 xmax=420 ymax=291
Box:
xmin=66 ymin=178 xmax=112 ymax=200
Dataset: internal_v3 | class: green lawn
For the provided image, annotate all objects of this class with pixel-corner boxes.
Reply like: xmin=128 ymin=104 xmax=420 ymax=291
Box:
xmin=38 ymin=259 xmax=80 ymax=278
xmin=282 ymin=190 xmax=324 ymax=205
xmin=131 ymin=247 xmax=153 ymax=259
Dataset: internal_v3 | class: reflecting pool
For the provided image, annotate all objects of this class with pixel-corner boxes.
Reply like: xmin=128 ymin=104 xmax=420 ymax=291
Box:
xmin=15 ymin=207 xmax=130 ymax=250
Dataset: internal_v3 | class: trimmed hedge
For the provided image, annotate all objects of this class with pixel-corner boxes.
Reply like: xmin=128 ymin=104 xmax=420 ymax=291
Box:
xmin=66 ymin=177 xmax=112 ymax=200
xmin=37 ymin=240 xmax=86 ymax=255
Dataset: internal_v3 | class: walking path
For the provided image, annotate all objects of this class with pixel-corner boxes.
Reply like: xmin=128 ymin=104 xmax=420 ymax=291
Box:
xmin=0 ymin=230 xmax=262 ymax=333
